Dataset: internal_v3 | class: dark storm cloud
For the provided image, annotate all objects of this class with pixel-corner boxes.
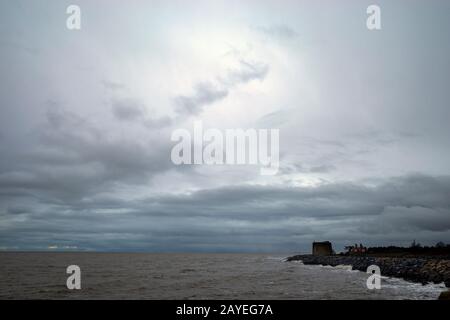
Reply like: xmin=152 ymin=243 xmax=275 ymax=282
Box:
xmin=134 ymin=174 xmax=450 ymax=221
xmin=0 ymin=106 xmax=174 ymax=202
xmin=6 ymin=205 xmax=29 ymax=215
xmin=364 ymin=206 xmax=450 ymax=234
xmin=1 ymin=173 xmax=449 ymax=251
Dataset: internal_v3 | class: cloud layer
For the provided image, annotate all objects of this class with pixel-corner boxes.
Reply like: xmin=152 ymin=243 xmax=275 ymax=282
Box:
xmin=1 ymin=0 xmax=450 ymax=252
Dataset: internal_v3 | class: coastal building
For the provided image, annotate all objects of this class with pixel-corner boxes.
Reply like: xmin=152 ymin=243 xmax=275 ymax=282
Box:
xmin=345 ymin=243 xmax=367 ymax=255
xmin=312 ymin=241 xmax=333 ymax=256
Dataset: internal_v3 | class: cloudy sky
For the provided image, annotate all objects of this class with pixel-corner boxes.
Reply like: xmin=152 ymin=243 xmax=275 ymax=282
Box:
xmin=1 ymin=0 xmax=450 ymax=252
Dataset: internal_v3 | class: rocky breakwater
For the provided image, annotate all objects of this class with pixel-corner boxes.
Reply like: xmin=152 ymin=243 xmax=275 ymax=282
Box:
xmin=286 ymin=254 xmax=450 ymax=288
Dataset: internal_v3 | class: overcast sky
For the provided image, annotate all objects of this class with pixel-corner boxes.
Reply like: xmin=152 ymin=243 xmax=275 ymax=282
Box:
xmin=1 ymin=0 xmax=450 ymax=252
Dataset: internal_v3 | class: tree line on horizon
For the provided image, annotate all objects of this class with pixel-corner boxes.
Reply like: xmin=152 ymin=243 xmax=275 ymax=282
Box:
xmin=366 ymin=241 xmax=450 ymax=255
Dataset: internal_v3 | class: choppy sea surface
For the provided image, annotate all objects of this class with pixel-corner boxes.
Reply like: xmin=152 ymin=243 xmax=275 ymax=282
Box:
xmin=0 ymin=252 xmax=446 ymax=299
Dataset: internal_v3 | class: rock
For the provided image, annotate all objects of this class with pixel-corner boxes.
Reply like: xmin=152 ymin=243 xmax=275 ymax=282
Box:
xmin=286 ymin=254 xmax=450 ymax=290
xmin=438 ymin=290 xmax=450 ymax=300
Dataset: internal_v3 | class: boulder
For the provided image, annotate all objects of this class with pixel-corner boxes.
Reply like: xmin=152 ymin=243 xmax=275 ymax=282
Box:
xmin=438 ymin=290 xmax=450 ymax=300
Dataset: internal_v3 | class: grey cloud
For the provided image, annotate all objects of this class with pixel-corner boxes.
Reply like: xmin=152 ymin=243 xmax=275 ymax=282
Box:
xmin=279 ymin=163 xmax=336 ymax=174
xmin=309 ymin=164 xmax=336 ymax=173
xmin=225 ymin=60 xmax=269 ymax=85
xmin=6 ymin=205 xmax=29 ymax=215
xmin=380 ymin=206 xmax=450 ymax=232
xmin=143 ymin=116 xmax=172 ymax=128
xmin=2 ymin=174 xmax=449 ymax=252
xmin=112 ymin=99 xmax=144 ymax=121
xmin=256 ymin=109 xmax=290 ymax=128
xmin=174 ymin=82 xmax=228 ymax=115
xmin=129 ymin=174 xmax=450 ymax=235
xmin=0 ymin=39 xmax=39 ymax=56
xmin=2 ymin=0 xmax=450 ymax=253
xmin=111 ymin=98 xmax=172 ymax=128
xmin=174 ymin=60 xmax=269 ymax=115
xmin=256 ymin=24 xmax=299 ymax=39
xmin=112 ymin=99 xmax=172 ymax=129
xmin=0 ymin=106 xmax=175 ymax=203
xmin=102 ymin=80 xmax=126 ymax=91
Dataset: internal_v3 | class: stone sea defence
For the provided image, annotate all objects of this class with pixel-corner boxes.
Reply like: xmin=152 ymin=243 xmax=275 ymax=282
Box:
xmin=286 ymin=254 xmax=450 ymax=288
